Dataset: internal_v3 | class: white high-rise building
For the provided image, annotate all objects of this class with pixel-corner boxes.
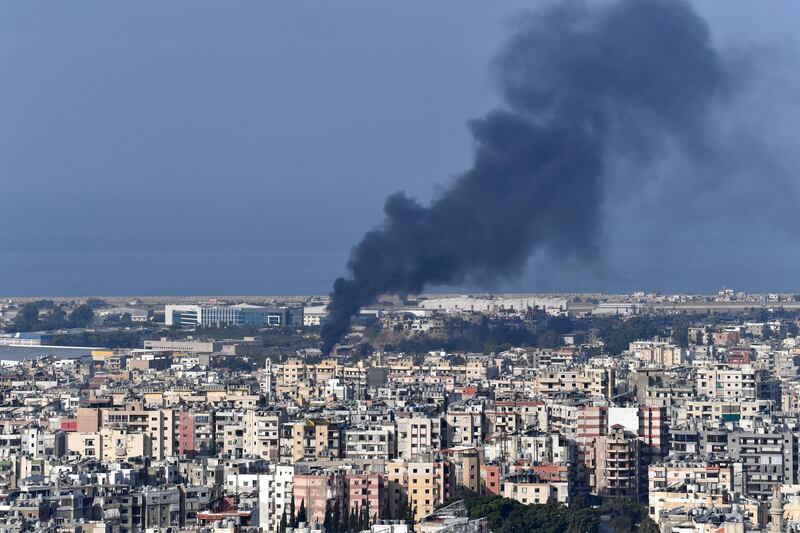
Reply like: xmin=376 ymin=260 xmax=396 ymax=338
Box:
xmin=257 ymin=465 xmax=297 ymax=532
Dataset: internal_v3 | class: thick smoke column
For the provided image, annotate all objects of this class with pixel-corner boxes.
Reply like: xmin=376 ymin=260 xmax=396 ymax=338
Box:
xmin=322 ymin=0 xmax=732 ymax=354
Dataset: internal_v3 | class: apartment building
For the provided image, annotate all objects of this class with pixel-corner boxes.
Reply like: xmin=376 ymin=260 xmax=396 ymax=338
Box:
xmin=290 ymin=419 xmax=343 ymax=462
xmin=293 ymin=470 xmax=347 ymax=525
xmin=276 ymin=358 xmax=307 ymax=388
xmin=344 ymin=425 xmax=397 ymax=460
xmin=77 ymin=406 xmax=177 ymax=460
xmin=639 ymin=405 xmax=669 ymax=462
xmin=500 ymin=467 xmax=570 ymax=505
xmin=695 ymin=363 xmax=773 ymax=401
xmin=648 ymin=456 xmax=737 ymax=494
xmin=243 ymin=410 xmax=283 ymax=460
xmin=66 ymin=428 xmax=150 ymax=461
xmin=630 ymin=341 xmax=686 ymax=366
xmin=728 ymin=430 xmax=798 ymax=498
xmin=396 ymin=415 xmax=443 ymax=460
xmin=444 ymin=411 xmax=484 ymax=448
xmin=440 ymin=446 xmax=481 ymax=494
xmin=256 ymin=465 xmax=296 ymax=532
xmin=347 ymin=473 xmax=385 ymax=524
xmin=535 ymin=367 xmax=614 ymax=398
xmin=592 ymin=425 xmax=640 ymax=500
xmin=683 ymin=399 xmax=773 ymax=427
xmin=386 ymin=460 xmax=454 ymax=522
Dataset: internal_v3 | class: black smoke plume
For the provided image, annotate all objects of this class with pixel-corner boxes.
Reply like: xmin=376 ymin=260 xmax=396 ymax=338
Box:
xmin=321 ymin=0 xmax=734 ymax=354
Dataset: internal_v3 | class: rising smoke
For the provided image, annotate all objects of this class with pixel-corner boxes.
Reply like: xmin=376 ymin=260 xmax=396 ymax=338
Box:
xmin=321 ymin=0 xmax=735 ymax=354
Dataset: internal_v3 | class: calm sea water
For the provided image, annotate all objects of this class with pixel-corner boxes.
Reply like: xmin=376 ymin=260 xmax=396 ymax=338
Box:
xmin=0 ymin=247 xmax=347 ymax=296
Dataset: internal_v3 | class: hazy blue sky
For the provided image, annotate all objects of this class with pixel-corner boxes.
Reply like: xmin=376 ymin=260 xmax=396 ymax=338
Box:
xmin=1 ymin=1 xmax=799 ymax=296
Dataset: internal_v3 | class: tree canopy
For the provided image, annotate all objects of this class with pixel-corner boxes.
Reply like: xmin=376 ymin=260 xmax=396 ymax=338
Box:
xmin=463 ymin=495 xmax=597 ymax=533
xmin=8 ymin=301 xmax=96 ymax=332
xmin=68 ymin=304 xmax=95 ymax=328
xmin=462 ymin=495 xmax=658 ymax=533
xmin=600 ymin=317 xmax=661 ymax=355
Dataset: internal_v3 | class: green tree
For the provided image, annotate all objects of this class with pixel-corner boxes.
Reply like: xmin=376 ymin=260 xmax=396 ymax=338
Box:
xmin=600 ymin=316 xmax=661 ymax=355
xmin=85 ymin=298 xmax=109 ymax=309
xmin=671 ymin=315 xmax=690 ymax=348
xmin=102 ymin=313 xmax=133 ymax=328
xmin=323 ymin=501 xmax=333 ymax=531
xmin=599 ymin=499 xmax=657 ymax=533
xmin=584 ymin=345 xmax=602 ymax=358
xmin=340 ymin=503 xmax=351 ymax=532
xmin=348 ymin=507 xmax=357 ymax=532
xmin=395 ymin=492 xmax=409 ymax=521
xmin=68 ymin=304 xmax=95 ymax=328
xmin=332 ymin=501 xmax=341 ymax=532
xmin=39 ymin=306 xmax=69 ymax=330
xmin=296 ymin=499 xmax=307 ymax=525
xmin=545 ymin=316 xmax=574 ymax=335
xmin=639 ymin=517 xmax=661 ymax=533
xmin=288 ymin=497 xmax=296 ymax=528
xmin=537 ymin=330 xmax=560 ymax=349
xmin=462 ymin=494 xmax=599 ymax=533
xmin=450 ymin=354 xmax=467 ymax=365
xmin=49 ymin=306 xmax=67 ymax=324
xmin=51 ymin=330 xmax=143 ymax=349
xmin=360 ymin=500 xmax=371 ymax=530
xmin=13 ymin=303 xmax=40 ymax=331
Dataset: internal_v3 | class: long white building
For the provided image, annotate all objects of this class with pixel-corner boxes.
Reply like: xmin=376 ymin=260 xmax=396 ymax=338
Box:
xmin=418 ymin=296 xmax=567 ymax=315
xmin=164 ymin=304 xmax=301 ymax=327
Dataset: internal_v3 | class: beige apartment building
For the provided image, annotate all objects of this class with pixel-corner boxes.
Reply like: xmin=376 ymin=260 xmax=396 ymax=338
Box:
xmin=397 ymin=415 xmax=443 ymax=460
xmin=648 ymin=457 xmax=736 ymax=494
xmin=445 ymin=411 xmax=484 ymax=447
xmin=485 ymin=401 xmax=548 ymax=435
xmin=276 ymin=358 xmax=308 ymax=389
xmin=440 ymin=446 xmax=481 ymax=494
xmin=386 ymin=460 xmax=453 ymax=522
xmin=77 ymin=405 xmax=176 ymax=460
xmin=243 ymin=410 xmax=283 ymax=461
xmin=500 ymin=468 xmax=570 ymax=505
xmin=310 ymin=359 xmax=340 ymax=382
xmin=535 ymin=367 xmax=614 ymax=398
xmin=66 ymin=428 xmax=150 ymax=461
xmin=591 ymin=425 xmax=640 ymax=499
xmin=290 ymin=419 xmax=342 ymax=462
xmin=683 ymin=399 xmax=772 ymax=426
xmin=695 ymin=363 xmax=762 ymax=401
xmin=629 ymin=341 xmax=686 ymax=366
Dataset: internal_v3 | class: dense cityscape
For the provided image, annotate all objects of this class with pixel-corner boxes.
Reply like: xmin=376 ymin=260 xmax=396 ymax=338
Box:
xmin=5 ymin=0 xmax=800 ymax=531
xmin=0 ymin=291 xmax=798 ymax=532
